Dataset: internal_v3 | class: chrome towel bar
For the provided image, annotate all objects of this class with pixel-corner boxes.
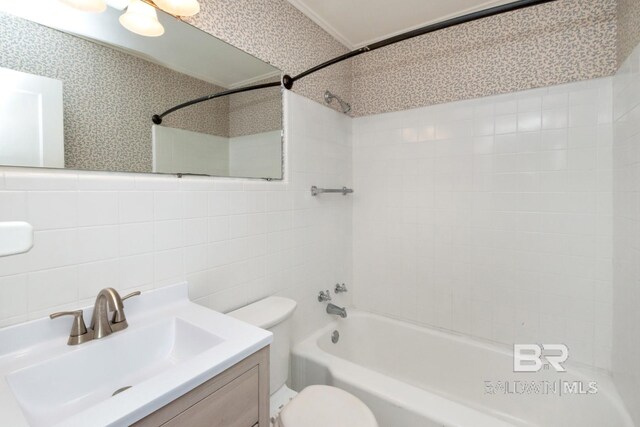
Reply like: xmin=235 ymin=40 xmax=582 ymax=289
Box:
xmin=311 ymin=186 xmax=354 ymax=196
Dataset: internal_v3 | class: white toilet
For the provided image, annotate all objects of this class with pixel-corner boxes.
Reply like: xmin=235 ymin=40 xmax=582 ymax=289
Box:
xmin=229 ymin=297 xmax=378 ymax=427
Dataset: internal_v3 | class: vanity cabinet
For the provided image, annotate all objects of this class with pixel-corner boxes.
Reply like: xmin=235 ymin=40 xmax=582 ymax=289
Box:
xmin=134 ymin=347 xmax=269 ymax=427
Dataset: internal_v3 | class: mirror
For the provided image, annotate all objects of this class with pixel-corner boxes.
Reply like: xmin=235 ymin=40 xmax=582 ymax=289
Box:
xmin=0 ymin=0 xmax=283 ymax=179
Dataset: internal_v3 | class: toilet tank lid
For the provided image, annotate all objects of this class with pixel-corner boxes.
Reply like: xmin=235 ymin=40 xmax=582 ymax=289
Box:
xmin=228 ymin=297 xmax=297 ymax=329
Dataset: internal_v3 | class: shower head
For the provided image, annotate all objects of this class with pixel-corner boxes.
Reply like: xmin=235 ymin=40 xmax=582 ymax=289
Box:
xmin=324 ymin=90 xmax=351 ymax=114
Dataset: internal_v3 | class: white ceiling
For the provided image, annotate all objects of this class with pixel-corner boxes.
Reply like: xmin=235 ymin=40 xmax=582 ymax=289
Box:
xmin=0 ymin=0 xmax=280 ymax=88
xmin=287 ymin=0 xmax=519 ymax=49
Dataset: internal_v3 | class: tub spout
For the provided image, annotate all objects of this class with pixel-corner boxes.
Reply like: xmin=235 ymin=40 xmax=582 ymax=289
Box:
xmin=327 ymin=303 xmax=347 ymax=318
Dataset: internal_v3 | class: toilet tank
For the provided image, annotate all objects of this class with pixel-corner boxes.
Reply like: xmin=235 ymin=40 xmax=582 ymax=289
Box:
xmin=228 ymin=297 xmax=297 ymax=394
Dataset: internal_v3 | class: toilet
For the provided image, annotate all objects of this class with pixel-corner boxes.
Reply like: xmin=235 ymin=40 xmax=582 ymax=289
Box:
xmin=229 ymin=297 xmax=378 ymax=427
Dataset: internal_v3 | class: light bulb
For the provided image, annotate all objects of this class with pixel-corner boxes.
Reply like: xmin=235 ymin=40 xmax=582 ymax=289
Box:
xmin=119 ymin=0 xmax=165 ymax=37
xmin=58 ymin=0 xmax=107 ymax=13
xmin=153 ymin=0 xmax=200 ymax=17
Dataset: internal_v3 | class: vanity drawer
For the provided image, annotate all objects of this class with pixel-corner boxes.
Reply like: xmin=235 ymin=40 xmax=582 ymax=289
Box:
xmin=134 ymin=346 xmax=269 ymax=427
xmin=162 ymin=366 xmax=259 ymax=427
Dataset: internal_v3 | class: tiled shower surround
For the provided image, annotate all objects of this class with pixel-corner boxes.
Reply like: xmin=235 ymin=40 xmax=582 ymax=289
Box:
xmin=0 ymin=91 xmax=353 ymax=343
xmin=0 ymin=77 xmax=620 ymax=374
xmin=352 ymin=78 xmax=614 ymax=369
xmin=612 ymin=43 xmax=640 ymax=423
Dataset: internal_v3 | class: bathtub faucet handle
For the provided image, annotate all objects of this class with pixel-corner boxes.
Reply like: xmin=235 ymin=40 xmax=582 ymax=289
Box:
xmin=318 ymin=290 xmax=332 ymax=302
xmin=335 ymin=283 xmax=348 ymax=293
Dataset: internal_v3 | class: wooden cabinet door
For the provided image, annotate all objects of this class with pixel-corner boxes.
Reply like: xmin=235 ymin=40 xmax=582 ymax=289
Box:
xmin=133 ymin=347 xmax=269 ymax=427
xmin=162 ymin=366 xmax=259 ymax=427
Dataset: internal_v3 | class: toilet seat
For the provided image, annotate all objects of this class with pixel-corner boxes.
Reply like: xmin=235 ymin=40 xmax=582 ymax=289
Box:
xmin=275 ymin=385 xmax=378 ymax=427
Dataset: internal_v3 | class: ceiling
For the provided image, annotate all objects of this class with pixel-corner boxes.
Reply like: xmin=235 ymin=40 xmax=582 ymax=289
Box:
xmin=0 ymin=0 xmax=280 ymax=88
xmin=287 ymin=0 xmax=519 ymax=49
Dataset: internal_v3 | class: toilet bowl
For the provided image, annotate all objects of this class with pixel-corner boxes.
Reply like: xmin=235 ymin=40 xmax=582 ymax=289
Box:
xmin=229 ymin=297 xmax=378 ymax=427
xmin=273 ymin=384 xmax=377 ymax=427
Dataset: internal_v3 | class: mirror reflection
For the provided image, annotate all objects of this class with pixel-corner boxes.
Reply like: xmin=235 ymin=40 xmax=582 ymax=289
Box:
xmin=0 ymin=0 xmax=283 ymax=179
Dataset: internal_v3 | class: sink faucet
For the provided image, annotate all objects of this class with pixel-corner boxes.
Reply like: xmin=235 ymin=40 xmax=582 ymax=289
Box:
xmin=91 ymin=288 xmax=132 ymax=339
xmin=50 ymin=288 xmax=140 ymax=345
xmin=326 ymin=303 xmax=347 ymax=318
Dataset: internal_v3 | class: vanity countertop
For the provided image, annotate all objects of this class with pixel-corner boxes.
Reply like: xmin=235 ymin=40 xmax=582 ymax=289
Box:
xmin=0 ymin=282 xmax=272 ymax=427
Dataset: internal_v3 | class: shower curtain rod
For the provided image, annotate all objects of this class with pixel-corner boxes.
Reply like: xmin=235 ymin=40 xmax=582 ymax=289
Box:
xmin=152 ymin=81 xmax=280 ymax=124
xmin=152 ymin=0 xmax=555 ymax=124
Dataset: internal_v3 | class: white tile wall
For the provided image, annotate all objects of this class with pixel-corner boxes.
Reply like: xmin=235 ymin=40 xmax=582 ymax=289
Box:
xmin=352 ymin=78 xmax=614 ymax=369
xmin=0 ymin=91 xmax=353 ymax=343
xmin=612 ymin=43 xmax=640 ymax=424
xmin=0 ymin=69 xmax=622 ymax=384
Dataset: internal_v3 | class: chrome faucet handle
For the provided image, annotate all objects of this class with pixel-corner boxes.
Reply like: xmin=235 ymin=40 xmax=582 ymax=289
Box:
xmin=318 ymin=290 xmax=332 ymax=302
xmin=334 ymin=283 xmax=348 ymax=293
xmin=110 ymin=290 xmax=141 ymax=331
xmin=50 ymin=310 xmax=94 ymax=345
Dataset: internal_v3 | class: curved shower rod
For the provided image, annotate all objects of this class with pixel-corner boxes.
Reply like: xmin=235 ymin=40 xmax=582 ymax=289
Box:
xmin=151 ymin=81 xmax=280 ymax=124
xmin=152 ymin=0 xmax=556 ymax=124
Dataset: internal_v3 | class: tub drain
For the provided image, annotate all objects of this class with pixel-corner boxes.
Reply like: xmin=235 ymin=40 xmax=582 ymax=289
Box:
xmin=112 ymin=386 xmax=132 ymax=397
xmin=331 ymin=330 xmax=339 ymax=343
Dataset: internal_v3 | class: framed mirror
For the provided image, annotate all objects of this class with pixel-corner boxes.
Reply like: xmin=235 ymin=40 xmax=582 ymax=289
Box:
xmin=0 ymin=0 xmax=283 ymax=179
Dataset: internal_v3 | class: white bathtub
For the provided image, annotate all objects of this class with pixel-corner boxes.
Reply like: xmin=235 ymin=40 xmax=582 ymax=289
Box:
xmin=291 ymin=311 xmax=632 ymax=427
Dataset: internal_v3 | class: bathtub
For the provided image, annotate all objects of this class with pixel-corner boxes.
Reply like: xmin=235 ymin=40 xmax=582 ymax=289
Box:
xmin=291 ymin=311 xmax=632 ymax=427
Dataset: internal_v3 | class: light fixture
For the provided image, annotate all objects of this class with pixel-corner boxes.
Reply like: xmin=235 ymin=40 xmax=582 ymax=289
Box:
xmin=152 ymin=0 xmax=200 ymax=17
xmin=119 ymin=0 xmax=165 ymax=37
xmin=57 ymin=0 xmax=107 ymax=13
xmin=60 ymin=0 xmax=201 ymax=38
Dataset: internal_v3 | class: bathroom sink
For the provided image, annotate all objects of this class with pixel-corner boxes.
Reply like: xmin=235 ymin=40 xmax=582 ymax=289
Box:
xmin=0 ymin=283 xmax=272 ymax=427
xmin=7 ymin=317 xmax=223 ymax=427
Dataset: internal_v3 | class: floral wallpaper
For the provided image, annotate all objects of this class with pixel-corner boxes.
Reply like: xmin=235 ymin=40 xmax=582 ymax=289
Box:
xmin=349 ymin=0 xmax=618 ymax=117
xmin=1 ymin=0 xmax=626 ymax=149
xmin=617 ymin=0 xmax=640 ymax=65
xmin=185 ymin=0 xmax=352 ymax=115
xmin=229 ymin=78 xmax=283 ymax=138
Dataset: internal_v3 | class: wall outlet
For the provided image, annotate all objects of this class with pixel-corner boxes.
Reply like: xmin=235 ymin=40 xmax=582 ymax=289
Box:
xmin=0 ymin=222 xmax=34 ymax=257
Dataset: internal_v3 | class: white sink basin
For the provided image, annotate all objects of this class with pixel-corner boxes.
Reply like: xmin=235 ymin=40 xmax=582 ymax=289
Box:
xmin=0 ymin=283 xmax=272 ymax=427
xmin=7 ymin=318 xmax=223 ymax=427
